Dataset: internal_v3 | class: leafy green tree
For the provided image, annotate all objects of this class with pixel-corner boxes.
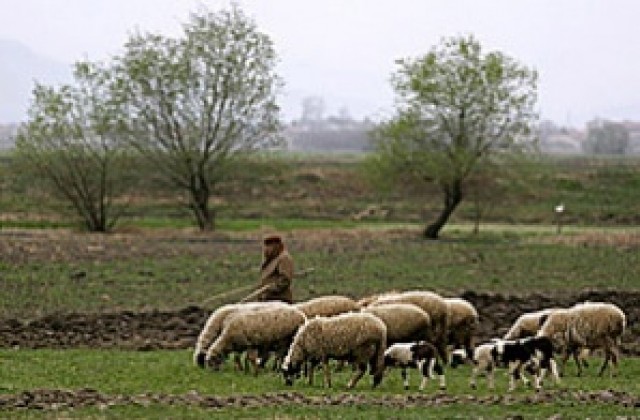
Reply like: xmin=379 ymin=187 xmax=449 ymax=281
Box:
xmin=113 ymin=5 xmax=282 ymax=231
xmin=582 ymin=119 xmax=630 ymax=155
xmin=15 ymin=62 xmax=130 ymax=232
xmin=368 ymin=35 xmax=538 ymax=239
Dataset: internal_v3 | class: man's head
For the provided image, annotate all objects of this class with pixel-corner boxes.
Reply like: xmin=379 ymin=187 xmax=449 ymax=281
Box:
xmin=263 ymin=235 xmax=284 ymax=260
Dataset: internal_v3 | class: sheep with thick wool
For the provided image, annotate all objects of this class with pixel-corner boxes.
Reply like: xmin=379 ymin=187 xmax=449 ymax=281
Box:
xmin=537 ymin=301 xmax=626 ymax=377
xmin=368 ymin=291 xmax=449 ymax=361
xmin=281 ymin=312 xmax=387 ymax=389
xmin=444 ymin=297 xmax=479 ymax=361
xmin=362 ymin=303 xmax=434 ymax=345
xmin=504 ymin=308 xmax=560 ymax=340
xmin=204 ymin=305 xmax=306 ymax=374
xmin=294 ymin=295 xmax=359 ymax=319
xmin=193 ymin=301 xmax=289 ymax=369
xmin=505 ymin=307 xmax=590 ymax=373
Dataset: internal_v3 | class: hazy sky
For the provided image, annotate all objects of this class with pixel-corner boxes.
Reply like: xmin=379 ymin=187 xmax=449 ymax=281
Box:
xmin=2 ymin=0 xmax=640 ymax=126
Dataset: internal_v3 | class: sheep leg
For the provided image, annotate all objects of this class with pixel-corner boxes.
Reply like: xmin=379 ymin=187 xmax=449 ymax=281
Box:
xmin=347 ymin=363 xmax=366 ymax=389
xmin=323 ymin=358 xmax=332 ymax=388
xmin=232 ymin=353 xmax=243 ymax=372
xmin=508 ymin=362 xmax=520 ymax=392
xmin=401 ymin=368 xmax=409 ymax=390
xmin=432 ymin=358 xmax=446 ymax=390
xmin=549 ymin=358 xmax=561 ymax=384
xmin=470 ymin=364 xmax=480 ymax=389
xmin=598 ymin=349 xmax=612 ymax=377
xmin=611 ymin=345 xmax=621 ymax=377
xmin=486 ymin=365 xmax=495 ymax=391
xmin=308 ymin=362 xmax=315 ymax=386
xmin=572 ymin=348 xmax=583 ymax=377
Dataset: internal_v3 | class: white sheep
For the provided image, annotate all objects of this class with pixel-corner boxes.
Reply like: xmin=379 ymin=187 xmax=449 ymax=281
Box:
xmin=282 ymin=312 xmax=387 ymax=389
xmin=384 ymin=342 xmax=445 ymax=391
xmin=369 ymin=290 xmax=449 ymax=361
xmin=504 ymin=308 xmax=560 ymax=340
xmin=504 ymin=307 xmax=590 ymax=373
xmin=294 ymin=295 xmax=359 ymax=318
xmin=537 ymin=301 xmax=626 ymax=377
xmin=362 ymin=303 xmax=434 ymax=345
xmin=193 ymin=301 xmax=289 ymax=369
xmin=204 ymin=305 xmax=306 ymax=375
xmin=444 ymin=297 xmax=479 ymax=361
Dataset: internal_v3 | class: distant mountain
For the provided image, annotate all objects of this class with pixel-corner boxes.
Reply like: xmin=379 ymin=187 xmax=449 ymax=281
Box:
xmin=0 ymin=39 xmax=72 ymax=124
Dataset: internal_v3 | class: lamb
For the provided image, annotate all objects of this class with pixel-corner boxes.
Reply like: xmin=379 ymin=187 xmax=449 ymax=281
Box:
xmin=463 ymin=337 xmax=560 ymax=392
xmin=193 ymin=301 xmax=289 ymax=369
xmin=362 ymin=303 xmax=434 ymax=345
xmin=368 ymin=290 xmax=450 ymax=361
xmin=281 ymin=312 xmax=387 ymax=389
xmin=537 ymin=301 xmax=626 ymax=377
xmin=384 ymin=342 xmax=445 ymax=391
xmin=444 ymin=297 xmax=479 ymax=361
xmin=294 ymin=295 xmax=359 ymax=319
xmin=204 ymin=305 xmax=306 ymax=374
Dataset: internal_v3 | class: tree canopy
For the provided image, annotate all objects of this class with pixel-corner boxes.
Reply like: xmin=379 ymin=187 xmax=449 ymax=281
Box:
xmin=113 ymin=5 xmax=282 ymax=230
xmin=368 ymin=35 xmax=539 ymax=238
xmin=16 ymin=62 xmax=130 ymax=232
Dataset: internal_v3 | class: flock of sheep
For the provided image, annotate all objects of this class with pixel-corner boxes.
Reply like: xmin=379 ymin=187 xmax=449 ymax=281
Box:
xmin=193 ymin=290 xmax=626 ymax=392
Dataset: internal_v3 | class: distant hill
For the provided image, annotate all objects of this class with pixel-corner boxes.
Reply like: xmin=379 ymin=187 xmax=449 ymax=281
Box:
xmin=0 ymin=39 xmax=71 ymax=124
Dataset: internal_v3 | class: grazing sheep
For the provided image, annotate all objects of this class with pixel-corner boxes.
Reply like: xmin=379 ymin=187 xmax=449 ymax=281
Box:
xmin=204 ymin=305 xmax=306 ymax=374
xmin=193 ymin=301 xmax=289 ymax=369
xmin=504 ymin=308 xmax=560 ymax=340
xmin=369 ymin=291 xmax=450 ymax=361
xmin=356 ymin=291 xmax=400 ymax=308
xmin=281 ymin=312 xmax=387 ymax=389
xmin=384 ymin=342 xmax=445 ymax=391
xmin=294 ymin=295 xmax=359 ymax=318
xmin=444 ymin=297 xmax=479 ymax=361
xmin=465 ymin=337 xmax=560 ymax=392
xmin=537 ymin=301 xmax=626 ymax=377
xmin=362 ymin=303 xmax=434 ymax=345
xmin=505 ymin=307 xmax=589 ymax=373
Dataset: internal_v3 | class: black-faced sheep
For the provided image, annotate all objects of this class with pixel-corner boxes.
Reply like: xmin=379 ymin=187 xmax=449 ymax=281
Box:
xmin=204 ymin=305 xmax=306 ymax=374
xmin=537 ymin=301 xmax=626 ymax=377
xmin=294 ymin=295 xmax=359 ymax=318
xmin=368 ymin=290 xmax=449 ymax=361
xmin=444 ymin=297 xmax=479 ymax=361
xmin=281 ymin=312 xmax=387 ymax=389
xmin=362 ymin=303 xmax=434 ymax=345
xmin=384 ymin=342 xmax=445 ymax=391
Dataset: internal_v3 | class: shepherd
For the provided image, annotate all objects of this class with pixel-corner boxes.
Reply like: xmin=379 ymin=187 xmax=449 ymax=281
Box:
xmin=242 ymin=235 xmax=294 ymax=303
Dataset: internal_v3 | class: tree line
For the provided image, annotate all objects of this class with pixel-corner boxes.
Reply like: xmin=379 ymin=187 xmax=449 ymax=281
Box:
xmin=13 ymin=5 xmax=538 ymax=239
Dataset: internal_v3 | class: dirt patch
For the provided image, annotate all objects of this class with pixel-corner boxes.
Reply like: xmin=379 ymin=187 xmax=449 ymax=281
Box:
xmin=1 ymin=290 xmax=638 ymax=354
xmin=0 ymin=389 xmax=638 ymax=411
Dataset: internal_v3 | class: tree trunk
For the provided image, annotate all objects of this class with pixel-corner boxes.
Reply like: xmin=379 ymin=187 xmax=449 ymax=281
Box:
xmin=189 ymin=182 xmax=214 ymax=231
xmin=424 ymin=179 xmax=463 ymax=239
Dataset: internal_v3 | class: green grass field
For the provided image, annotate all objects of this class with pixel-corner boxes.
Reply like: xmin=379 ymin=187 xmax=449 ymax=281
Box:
xmin=1 ymin=154 xmax=640 ymax=417
xmin=1 ymin=227 xmax=639 ymax=318
xmin=1 ymin=349 xmax=638 ymax=418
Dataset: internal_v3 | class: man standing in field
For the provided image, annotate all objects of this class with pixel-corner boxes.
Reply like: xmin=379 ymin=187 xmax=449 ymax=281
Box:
xmin=244 ymin=235 xmax=294 ymax=303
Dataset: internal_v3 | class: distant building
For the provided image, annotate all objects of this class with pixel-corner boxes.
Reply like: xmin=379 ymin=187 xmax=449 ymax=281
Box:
xmin=284 ymin=117 xmax=375 ymax=153
xmin=0 ymin=124 xmax=17 ymax=150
